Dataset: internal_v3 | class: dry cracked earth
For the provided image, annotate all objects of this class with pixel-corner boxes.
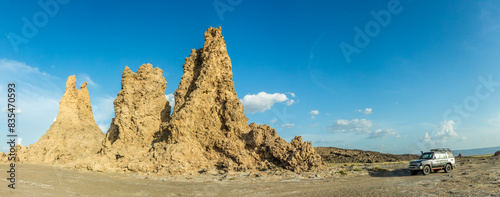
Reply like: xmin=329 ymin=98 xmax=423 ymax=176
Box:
xmin=1 ymin=156 xmax=498 ymax=196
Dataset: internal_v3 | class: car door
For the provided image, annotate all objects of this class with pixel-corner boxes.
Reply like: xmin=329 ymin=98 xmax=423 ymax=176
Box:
xmin=438 ymin=153 xmax=446 ymax=167
xmin=430 ymin=153 xmax=440 ymax=167
xmin=432 ymin=153 xmax=442 ymax=167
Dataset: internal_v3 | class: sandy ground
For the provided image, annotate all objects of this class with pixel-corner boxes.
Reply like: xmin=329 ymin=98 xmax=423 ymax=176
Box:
xmin=1 ymin=156 xmax=498 ymax=197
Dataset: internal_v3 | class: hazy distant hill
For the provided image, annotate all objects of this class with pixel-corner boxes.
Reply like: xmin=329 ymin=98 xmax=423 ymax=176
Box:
xmin=452 ymin=146 xmax=500 ymax=156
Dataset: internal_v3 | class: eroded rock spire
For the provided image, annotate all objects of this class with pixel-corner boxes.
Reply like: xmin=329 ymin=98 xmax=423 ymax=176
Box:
xmin=20 ymin=75 xmax=104 ymax=164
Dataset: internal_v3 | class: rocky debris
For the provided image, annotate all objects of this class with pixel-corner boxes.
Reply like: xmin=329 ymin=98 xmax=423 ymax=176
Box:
xmin=150 ymin=27 xmax=325 ymax=174
xmin=245 ymin=123 xmax=324 ymax=172
xmin=315 ymin=147 xmax=418 ymax=163
xmin=494 ymin=151 xmax=500 ymax=157
xmin=19 ymin=76 xmax=104 ymax=164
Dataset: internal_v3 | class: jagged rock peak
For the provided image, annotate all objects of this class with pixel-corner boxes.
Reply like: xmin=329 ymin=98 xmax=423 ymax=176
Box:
xmin=57 ymin=75 xmax=94 ymax=122
xmin=203 ymin=26 xmax=225 ymax=49
xmin=151 ymin=27 xmax=324 ymax=174
xmin=163 ymin=26 xmax=248 ymax=144
xmin=19 ymin=75 xmax=104 ymax=164
xmin=104 ymin=63 xmax=170 ymax=150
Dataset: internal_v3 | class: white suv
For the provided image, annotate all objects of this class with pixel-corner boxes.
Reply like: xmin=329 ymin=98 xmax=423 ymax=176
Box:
xmin=408 ymin=148 xmax=456 ymax=175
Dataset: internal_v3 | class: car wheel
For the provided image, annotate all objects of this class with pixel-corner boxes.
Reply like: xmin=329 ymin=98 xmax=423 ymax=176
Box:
xmin=422 ymin=165 xmax=431 ymax=175
xmin=444 ymin=164 xmax=451 ymax=173
xmin=410 ymin=170 xmax=418 ymax=175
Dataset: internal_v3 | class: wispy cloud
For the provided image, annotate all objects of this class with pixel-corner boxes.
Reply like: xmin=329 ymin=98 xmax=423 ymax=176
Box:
xmin=327 ymin=118 xmax=399 ymax=139
xmin=309 ymin=123 xmax=320 ymax=127
xmin=0 ymin=59 xmax=62 ymax=147
xmin=281 ymin=123 xmax=295 ymax=128
xmin=368 ymin=129 xmax=398 ymax=139
xmin=357 ymin=108 xmax=373 ymax=115
xmin=92 ymin=95 xmax=115 ymax=133
xmin=0 ymin=59 xmax=113 ymax=145
xmin=77 ymin=73 xmax=97 ymax=87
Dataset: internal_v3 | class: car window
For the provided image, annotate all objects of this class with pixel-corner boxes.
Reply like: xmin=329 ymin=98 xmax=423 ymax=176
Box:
xmin=420 ymin=153 xmax=433 ymax=159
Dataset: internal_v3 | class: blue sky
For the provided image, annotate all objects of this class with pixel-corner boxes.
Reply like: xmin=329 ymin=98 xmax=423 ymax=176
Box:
xmin=1 ymin=0 xmax=500 ymax=154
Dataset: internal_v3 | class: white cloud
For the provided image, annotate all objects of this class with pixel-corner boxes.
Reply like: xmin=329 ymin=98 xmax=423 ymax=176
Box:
xmin=434 ymin=121 xmax=457 ymax=139
xmin=420 ymin=121 xmax=458 ymax=144
xmin=281 ymin=123 xmax=295 ymax=128
xmin=357 ymin=108 xmax=373 ymax=115
xmin=17 ymin=138 xmax=22 ymax=145
xmin=327 ymin=119 xmax=373 ymax=134
xmin=286 ymin=99 xmax=295 ymax=106
xmin=270 ymin=119 xmax=277 ymax=123
xmin=368 ymin=129 xmax=398 ymax=139
xmin=165 ymin=93 xmax=175 ymax=107
xmin=286 ymin=92 xmax=295 ymax=97
xmin=420 ymin=132 xmax=433 ymax=144
xmin=310 ymin=110 xmax=319 ymax=119
xmin=240 ymin=92 xmax=290 ymax=113
xmin=327 ymin=118 xmax=398 ymax=139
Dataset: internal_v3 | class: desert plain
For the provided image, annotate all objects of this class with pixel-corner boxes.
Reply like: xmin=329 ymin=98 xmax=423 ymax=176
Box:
xmin=1 ymin=154 xmax=499 ymax=196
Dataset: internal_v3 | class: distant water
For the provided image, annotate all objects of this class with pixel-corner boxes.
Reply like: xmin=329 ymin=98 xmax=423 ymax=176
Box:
xmin=452 ymin=146 xmax=500 ymax=156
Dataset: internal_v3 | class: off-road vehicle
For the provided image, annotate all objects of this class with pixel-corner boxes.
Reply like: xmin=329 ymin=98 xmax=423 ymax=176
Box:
xmin=408 ymin=148 xmax=456 ymax=175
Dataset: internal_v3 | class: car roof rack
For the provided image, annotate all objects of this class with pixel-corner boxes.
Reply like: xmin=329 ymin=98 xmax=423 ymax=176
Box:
xmin=430 ymin=148 xmax=451 ymax=152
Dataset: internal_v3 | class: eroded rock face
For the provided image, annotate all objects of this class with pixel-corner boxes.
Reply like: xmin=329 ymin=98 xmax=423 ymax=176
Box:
xmin=246 ymin=123 xmax=324 ymax=172
xmin=100 ymin=64 xmax=170 ymax=165
xmin=12 ymin=27 xmax=324 ymax=175
xmin=151 ymin=27 xmax=325 ymax=174
xmin=20 ymin=76 xmax=104 ymax=164
xmin=315 ymin=147 xmax=419 ymax=163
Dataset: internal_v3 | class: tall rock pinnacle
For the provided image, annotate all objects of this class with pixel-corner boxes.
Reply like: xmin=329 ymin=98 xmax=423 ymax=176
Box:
xmin=21 ymin=75 xmax=104 ymax=164
xmin=101 ymin=64 xmax=170 ymax=166
xmin=152 ymin=27 xmax=324 ymax=174
xmin=164 ymin=26 xmax=249 ymax=144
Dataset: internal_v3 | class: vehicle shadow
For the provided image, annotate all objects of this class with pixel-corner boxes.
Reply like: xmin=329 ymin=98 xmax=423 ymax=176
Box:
xmin=368 ymin=169 xmax=414 ymax=177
